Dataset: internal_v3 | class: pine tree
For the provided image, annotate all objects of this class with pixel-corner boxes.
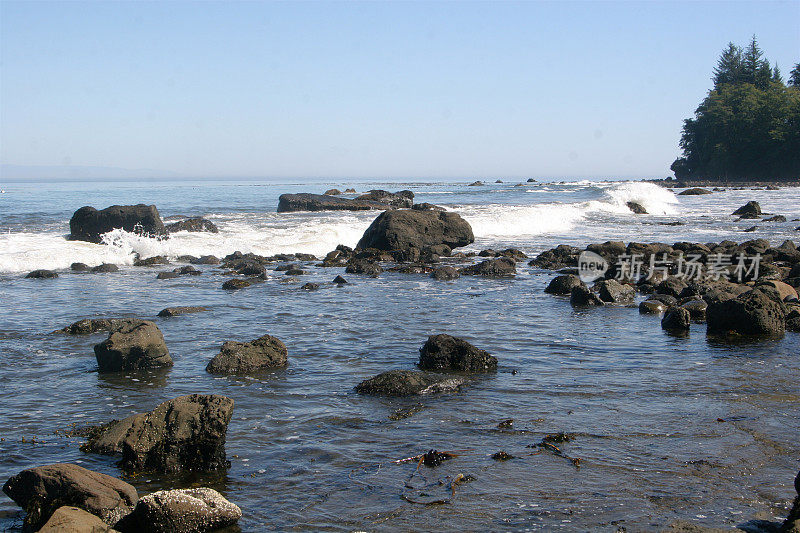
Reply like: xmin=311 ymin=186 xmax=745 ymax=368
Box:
xmin=772 ymin=63 xmax=783 ymax=83
xmin=790 ymin=63 xmax=800 ymax=88
xmin=712 ymin=42 xmax=743 ymax=87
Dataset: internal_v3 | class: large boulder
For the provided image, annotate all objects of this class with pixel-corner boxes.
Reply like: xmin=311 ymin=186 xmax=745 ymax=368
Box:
xmin=356 ymin=210 xmax=474 ymax=251
xmin=459 ymin=257 xmax=516 ymax=277
xmin=26 ymin=269 xmax=58 ymax=279
xmin=116 ymin=488 xmax=241 ymax=533
xmin=355 ymin=370 xmax=466 ymax=396
xmin=596 ymin=279 xmax=635 ymax=304
xmin=206 ymin=334 xmax=288 ymax=374
xmin=115 ymin=395 xmax=234 ymax=473
xmin=56 ymin=318 xmax=120 ymax=335
xmin=570 ymin=285 xmax=605 ymax=306
xmin=94 ymin=319 xmax=173 ymax=372
xmin=731 ymin=201 xmax=761 ymax=217
xmin=661 ymin=307 xmax=691 ymax=331
xmin=277 ymin=191 xmax=411 ymax=212
xmin=678 ymin=188 xmax=713 ymax=195
xmin=69 ymin=204 xmax=167 ymax=243
xmin=707 ymin=289 xmax=785 ymax=336
xmin=544 ymin=274 xmax=584 ymax=295
xmin=2 ymin=463 xmax=137 ymax=530
xmin=165 ymin=217 xmax=219 ymax=234
xmin=418 ymin=334 xmax=497 ymax=372
xmin=38 ymin=506 xmax=117 ymax=532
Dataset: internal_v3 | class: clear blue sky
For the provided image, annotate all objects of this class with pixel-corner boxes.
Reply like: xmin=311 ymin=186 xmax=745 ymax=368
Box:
xmin=1 ymin=1 xmax=798 ymax=180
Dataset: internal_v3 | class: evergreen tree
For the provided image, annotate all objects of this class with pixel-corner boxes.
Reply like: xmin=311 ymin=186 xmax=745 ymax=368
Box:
xmin=790 ymin=63 xmax=800 ymax=88
xmin=712 ymin=42 xmax=743 ymax=87
xmin=772 ymin=63 xmax=783 ymax=83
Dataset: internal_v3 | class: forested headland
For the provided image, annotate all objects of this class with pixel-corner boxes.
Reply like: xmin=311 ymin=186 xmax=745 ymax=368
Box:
xmin=671 ymin=37 xmax=800 ymax=182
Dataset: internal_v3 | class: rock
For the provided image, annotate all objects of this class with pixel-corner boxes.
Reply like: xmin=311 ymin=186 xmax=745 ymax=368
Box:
xmin=343 ymin=188 xmax=356 ymax=193
xmin=627 ymin=201 xmax=647 ymax=214
xmin=640 ymin=300 xmax=668 ymax=314
xmin=460 ymin=257 xmax=516 ymax=277
xmin=324 ymin=188 xmax=341 ymax=195
xmin=545 ymin=274 xmax=584 ymax=295
xmin=277 ymin=191 xmax=411 ymax=212
xmin=26 ymin=269 xmax=58 ymax=278
xmin=756 ymin=280 xmax=798 ymax=301
xmin=206 ymin=334 xmax=288 ymax=374
xmin=744 ymin=225 xmax=758 ymax=232
xmin=83 ymin=414 xmax=145 ymax=455
xmin=345 ymin=258 xmax=383 ymax=276
xmin=678 ymin=188 xmax=713 ymax=195
xmin=356 ymin=210 xmax=474 ymax=251
xmin=681 ymin=299 xmax=708 ymax=321
xmin=656 ymin=277 xmax=689 ymax=297
xmin=165 ymin=217 xmax=219 ymax=233
xmin=731 ymin=201 xmax=761 ymax=217
xmin=300 ymin=282 xmax=319 ymax=291
xmin=285 ymin=268 xmax=305 ymax=276
xmin=157 ymin=306 xmax=208 ymax=317
xmin=764 ymin=215 xmax=787 ymax=222
xmin=412 ymin=202 xmax=445 ymax=211
xmin=38 ymin=505 xmax=117 ymax=532
xmin=661 ymin=307 xmax=691 ymax=331
xmin=355 ymin=189 xmax=414 ymax=208
xmin=116 ymin=488 xmax=240 ymax=533
xmin=707 ymin=289 xmax=785 ymax=336
xmin=355 ymin=370 xmax=466 ymax=396
xmin=418 ymin=334 xmax=497 ymax=372
xmin=468 ymin=181 xmax=484 ymax=186
xmin=92 ymin=263 xmax=119 ymax=273
xmin=94 ymin=319 xmax=173 ymax=372
xmin=133 ymin=256 xmax=169 ymax=267
xmin=431 ymin=266 xmax=460 ymax=281
xmin=56 ymin=318 xmax=118 ymax=335
xmin=222 ymin=279 xmax=251 ymax=290
xmin=157 ymin=272 xmax=180 ymax=279
xmin=71 ymin=262 xmax=90 ymax=271
xmin=69 ymin=204 xmax=167 ymax=243
xmin=113 ymin=394 xmax=234 ymax=473
xmin=570 ymin=285 xmax=604 ymax=306
xmin=596 ymin=279 xmax=635 ymax=304
xmin=190 ymin=255 xmax=220 ymax=265
xmin=333 ymin=275 xmax=348 ymax=284
xmin=660 ymin=520 xmax=730 ymax=533
xmin=2 ymin=463 xmax=137 ymax=530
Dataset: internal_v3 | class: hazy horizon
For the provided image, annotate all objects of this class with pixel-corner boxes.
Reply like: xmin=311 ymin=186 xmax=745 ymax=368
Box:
xmin=2 ymin=1 xmax=798 ymax=180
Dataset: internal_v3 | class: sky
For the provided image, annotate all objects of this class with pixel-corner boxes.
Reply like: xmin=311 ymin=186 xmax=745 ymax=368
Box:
xmin=1 ymin=1 xmax=798 ymax=180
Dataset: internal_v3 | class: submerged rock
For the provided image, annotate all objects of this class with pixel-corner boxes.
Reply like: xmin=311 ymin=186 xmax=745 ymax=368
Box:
xmin=94 ymin=319 xmax=172 ymax=372
xmin=92 ymin=263 xmax=119 ymax=273
xmin=545 ymin=274 xmax=584 ymax=295
xmin=570 ymin=285 xmax=604 ymax=306
xmin=431 ymin=266 xmax=460 ymax=280
xmin=707 ymin=289 xmax=785 ymax=336
xmin=355 ymin=370 xmax=466 ymax=396
xmin=69 ymin=204 xmax=167 ymax=243
xmin=133 ymin=255 xmax=170 ymax=266
xmin=2 ymin=463 xmax=137 ymax=530
xmin=165 ymin=217 xmax=219 ymax=233
xmin=627 ymin=201 xmax=647 ymax=214
xmin=26 ymin=269 xmax=58 ymax=279
xmin=277 ymin=190 xmax=411 ymax=212
xmin=345 ymin=258 xmax=383 ymax=276
xmin=87 ymin=395 xmax=235 ymax=473
xmin=206 ymin=334 xmax=288 ymax=374
xmin=117 ymin=488 xmax=241 ymax=533
xmin=418 ymin=334 xmax=497 ymax=372
xmin=640 ymin=300 xmax=668 ymax=314
xmin=678 ymin=188 xmax=713 ymax=195
xmin=221 ymin=279 xmax=251 ymax=290
xmin=157 ymin=306 xmax=208 ymax=317
xmin=56 ymin=318 xmax=119 ymax=335
xmin=661 ymin=307 xmax=691 ymax=331
xmin=356 ymin=209 xmax=474 ymax=251
xmin=460 ymin=257 xmax=516 ymax=277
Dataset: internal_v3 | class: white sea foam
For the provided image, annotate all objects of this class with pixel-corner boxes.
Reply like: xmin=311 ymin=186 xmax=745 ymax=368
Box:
xmin=598 ymin=181 xmax=679 ymax=215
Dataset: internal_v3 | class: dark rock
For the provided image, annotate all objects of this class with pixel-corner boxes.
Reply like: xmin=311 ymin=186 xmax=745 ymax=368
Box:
xmin=499 ymin=248 xmax=528 ymax=260
xmin=468 ymin=181 xmax=484 ymax=186
xmin=639 ymin=300 xmax=668 ymax=314
xmin=527 ymin=178 xmax=536 ymax=182
xmin=460 ymin=257 xmax=516 ymax=277
xmin=627 ymin=201 xmax=647 ymax=214
xmin=165 ymin=217 xmax=219 ymax=233
xmin=681 ymin=299 xmax=708 ymax=321
xmin=116 ymin=488 xmax=241 ymax=533
xmin=707 ymin=289 xmax=785 ymax=336
xmin=431 ymin=266 xmax=460 ymax=281
xmin=116 ymin=394 xmax=234 ymax=473
xmin=755 ymin=280 xmax=798 ymax=302
xmin=661 ymin=307 xmax=691 ymax=331
xmin=233 ymin=262 xmax=265 ymax=276
xmin=222 ymin=279 xmax=251 ymax=290
xmin=38 ymin=505 xmax=116 ymax=532
xmin=491 ymin=451 xmax=514 ymax=461
xmin=648 ymin=293 xmax=679 ymax=307
xmin=763 ymin=215 xmax=787 ymax=222
xmin=91 ymin=263 xmax=119 ymax=273
xmin=277 ymin=191 xmax=411 ymax=212
xmin=731 ymin=201 xmax=761 ymax=217
xmin=172 ymin=265 xmax=200 ymax=276
xmin=333 ymin=275 xmax=348 ymax=284
xmin=2 ymin=463 xmax=137 ymax=530
xmin=479 ymin=249 xmax=497 ymax=257
xmin=71 ymin=262 xmax=90 ymax=271
xmin=355 ymin=370 xmax=466 ymax=396
xmin=570 ymin=285 xmax=604 ymax=306
xmin=324 ymin=188 xmax=341 ymax=195
xmin=355 ymin=189 xmax=414 ymax=208
xmin=345 ymin=259 xmax=383 ymax=276
xmin=738 ymin=213 xmax=760 ymax=220
xmin=206 ymin=334 xmax=288 ymax=374
xmin=56 ymin=318 xmax=118 ymax=335
xmin=744 ymin=226 xmax=758 ymax=232
xmin=344 ymin=188 xmax=356 ymax=193
xmin=412 ymin=203 xmax=445 ymax=211
xmin=285 ymin=268 xmax=305 ymax=275
xmin=82 ymin=414 xmax=144 ymax=455
xmin=678 ymin=188 xmax=713 ymax=195
xmin=157 ymin=271 xmax=180 ymax=279
xmin=133 ymin=256 xmax=169 ymax=267
xmin=69 ymin=204 xmax=167 ymax=243
xmin=26 ymin=269 xmax=58 ymax=278
xmin=300 ymin=282 xmax=319 ymax=290
xmin=190 ymin=255 xmax=220 ymax=265
xmin=356 ymin=209 xmax=474 ymax=251
xmin=418 ymin=334 xmax=497 ymax=372
xmin=658 ymin=221 xmax=685 ymax=226
xmin=656 ymin=277 xmax=689 ymax=297
xmin=596 ymin=279 xmax=635 ymax=303
xmin=545 ymin=274 xmax=584 ymax=295
xmin=157 ymin=306 xmax=207 ymax=317
xmin=94 ymin=319 xmax=173 ymax=372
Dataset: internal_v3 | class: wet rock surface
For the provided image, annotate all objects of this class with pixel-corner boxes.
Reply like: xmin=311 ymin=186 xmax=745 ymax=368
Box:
xmin=707 ymin=289 xmax=786 ymax=336
xmin=94 ymin=319 xmax=173 ymax=372
xmin=355 ymin=370 xmax=466 ymax=396
xmin=418 ymin=334 xmax=497 ymax=372
xmin=116 ymin=488 xmax=241 ymax=533
xmin=206 ymin=334 xmax=288 ymax=374
xmin=356 ymin=209 xmax=474 ymax=251
xmin=165 ymin=217 xmax=219 ymax=233
xmin=69 ymin=204 xmax=167 ymax=243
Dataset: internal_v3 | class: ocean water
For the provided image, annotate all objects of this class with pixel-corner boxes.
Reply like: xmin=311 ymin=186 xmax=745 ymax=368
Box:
xmin=0 ymin=178 xmax=798 ymax=531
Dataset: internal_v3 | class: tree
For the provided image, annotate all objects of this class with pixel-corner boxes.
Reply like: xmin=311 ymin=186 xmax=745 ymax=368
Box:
xmin=672 ymin=38 xmax=800 ymax=181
